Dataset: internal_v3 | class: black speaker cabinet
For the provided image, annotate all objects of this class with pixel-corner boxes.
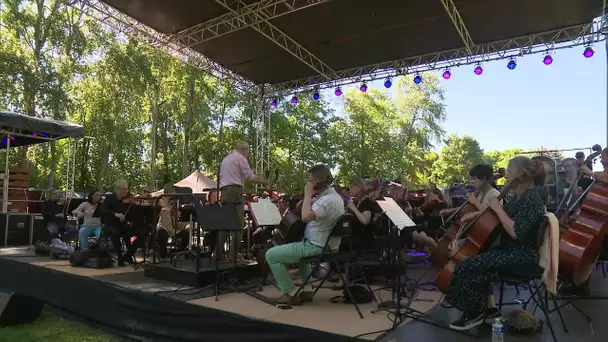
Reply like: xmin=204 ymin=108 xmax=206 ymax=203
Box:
xmin=0 ymin=292 xmax=44 ymax=326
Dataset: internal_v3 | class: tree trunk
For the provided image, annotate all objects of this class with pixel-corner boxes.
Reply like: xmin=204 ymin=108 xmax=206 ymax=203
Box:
xmin=149 ymin=84 xmax=160 ymax=189
xmin=78 ymin=140 xmax=90 ymax=188
xmin=181 ymin=75 xmax=195 ymax=178
xmin=97 ymin=142 xmax=110 ymax=189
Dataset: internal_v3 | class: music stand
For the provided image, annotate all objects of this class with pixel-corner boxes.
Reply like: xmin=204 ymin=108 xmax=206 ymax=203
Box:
xmin=194 ymin=202 xmax=242 ymax=300
xmin=132 ymin=203 xmax=157 ymax=270
xmin=372 ymin=198 xmax=439 ymax=335
xmin=247 ymin=201 xmax=282 ymax=286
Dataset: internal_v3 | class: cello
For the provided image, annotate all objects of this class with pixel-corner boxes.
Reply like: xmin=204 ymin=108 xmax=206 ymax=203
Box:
xmin=428 ymin=187 xmax=480 ymax=267
xmin=558 ymin=146 xmax=608 ymax=285
xmin=435 ymin=181 xmax=515 ymax=292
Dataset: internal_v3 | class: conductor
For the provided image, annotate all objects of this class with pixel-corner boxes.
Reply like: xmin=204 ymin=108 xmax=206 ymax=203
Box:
xmin=217 ymin=141 xmax=268 ymax=263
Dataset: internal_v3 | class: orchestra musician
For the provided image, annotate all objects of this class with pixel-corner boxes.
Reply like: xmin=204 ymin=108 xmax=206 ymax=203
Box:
xmin=342 ymin=177 xmax=382 ymax=252
xmin=42 ymin=189 xmax=78 ymax=242
xmin=413 ymin=164 xmax=501 ymax=254
xmin=265 ymin=164 xmax=344 ymax=306
xmin=446 ymin=156 xmax=547 ymax=331
xmin=156 ymin=185 xmax=190 ymax=259
xmin=101 ymin=179 xmax=136 ymax=267
xmin=73 ymin=188 xmax=102 ymax=250
xmin=579 ymin=147 xmax=608 ymax=183
xmin=217 ymin=141 xmax=269 ymax=263
xmin=576 ymin=150 xmax=595 ymax=190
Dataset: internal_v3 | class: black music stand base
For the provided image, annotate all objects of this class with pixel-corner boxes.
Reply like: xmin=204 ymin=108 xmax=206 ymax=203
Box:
xmin=213 ymin=235 xmax=242 ymax=301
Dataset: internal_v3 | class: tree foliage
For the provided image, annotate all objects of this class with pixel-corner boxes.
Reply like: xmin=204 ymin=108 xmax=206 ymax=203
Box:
xmin=0 ymin=1 xmax=545 ymax=193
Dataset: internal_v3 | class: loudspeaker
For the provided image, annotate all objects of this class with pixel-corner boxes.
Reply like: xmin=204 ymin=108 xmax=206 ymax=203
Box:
xmin=0 ymin=292 xmax=44 ymax=326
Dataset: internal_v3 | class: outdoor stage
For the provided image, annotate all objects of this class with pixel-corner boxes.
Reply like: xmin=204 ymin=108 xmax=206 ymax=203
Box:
xmin=0 ymin=247 xmax=606 ymax=342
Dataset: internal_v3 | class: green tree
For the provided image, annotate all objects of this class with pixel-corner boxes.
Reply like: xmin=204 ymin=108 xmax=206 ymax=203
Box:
xmin=431 ymin=134 xmax=484 ymax=186
xmin=484 ymin=148 xmax=524 ymax=170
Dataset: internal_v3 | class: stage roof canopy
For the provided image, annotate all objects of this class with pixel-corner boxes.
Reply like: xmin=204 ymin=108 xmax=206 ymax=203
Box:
xmin=101 ymin=0 xmax=604 ymax=90
xmin=0 ymin=110 xmax=85 ymax=148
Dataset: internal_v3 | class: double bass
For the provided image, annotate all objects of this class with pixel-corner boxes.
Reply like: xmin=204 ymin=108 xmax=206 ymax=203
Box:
xmin=435 ymin=181 xmax=515 ymax=292
xmin=559 ymin=146 xmax=608 ymax=285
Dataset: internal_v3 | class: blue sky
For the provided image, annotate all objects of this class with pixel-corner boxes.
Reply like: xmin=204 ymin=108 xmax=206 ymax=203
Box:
xmin=324 ymin=41 xmax=606 ymax=162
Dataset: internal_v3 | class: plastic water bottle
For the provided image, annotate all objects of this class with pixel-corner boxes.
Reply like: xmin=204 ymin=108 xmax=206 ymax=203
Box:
xmin=492 ymin=318 xmax=504 ymax=342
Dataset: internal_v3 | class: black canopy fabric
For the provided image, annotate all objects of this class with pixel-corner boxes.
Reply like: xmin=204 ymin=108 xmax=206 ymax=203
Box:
xmin=0 ymin=110 xmax=85 ymax=148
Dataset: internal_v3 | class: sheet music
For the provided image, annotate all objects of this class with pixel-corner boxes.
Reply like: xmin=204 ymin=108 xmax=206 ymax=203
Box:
xmin=377 ymin=198 xmax=416 ymax=230
xmin=249 ymin=202 xmax=282 ymax=226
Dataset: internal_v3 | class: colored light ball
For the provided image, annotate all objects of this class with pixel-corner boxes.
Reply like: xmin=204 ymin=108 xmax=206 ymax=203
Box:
xmin=507 ymin=60 xmax=517 ymax=70
xmin=583 ymin=47 xmax=594 ymax=58
xmin=360 ymin=83 xmax=368 ymax=92
xmin=335 ymin=88 xmax=342 ymax=96
xmin=543 ymin=55 xmax=553 ymax=65
xmin=312 ymin=92 xmax=320 ymax=100
xmin=442 ymin=70 xmax=451 ymax=79
xmin=270 ymin=100 xmax=277 ymax=108
xmin=413 ymin=75 xmax=422 ymax=84
xmin=290 ymin=96 xmax=298 ymax=104
xmin=384 ymin=79 xmax=392 ymax=88
xmin=474 ymin=65 xmax=483 ymax=75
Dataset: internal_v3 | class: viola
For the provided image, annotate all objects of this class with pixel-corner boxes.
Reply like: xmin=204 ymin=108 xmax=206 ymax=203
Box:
xmin=435 ymin=181 xmax=515 ymax=293
xmin=559 ymin=145 xmax=608 ymax=285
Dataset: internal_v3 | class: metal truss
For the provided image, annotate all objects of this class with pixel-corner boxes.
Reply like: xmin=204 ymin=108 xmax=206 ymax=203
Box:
xmin=72 ymin=0 xmax=254 ymax=91
xmin=214 ymin=0 xmax=336 ymax=81
xmin=173 ymin=0 xmax=329 ymax=47
xmin=440 ymin=0 xmax=474 ymax=53
xmin=270 ymin=20 xmax=605 ymax=93
xmin=253 ymin=86 xmax=271 ymax=180
xmin=64 ymin=139 xmax=77 ymax=198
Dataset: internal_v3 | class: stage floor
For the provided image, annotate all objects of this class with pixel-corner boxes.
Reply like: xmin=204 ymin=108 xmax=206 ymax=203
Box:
xmin=1 ymin=247 xmax=607 ymax=341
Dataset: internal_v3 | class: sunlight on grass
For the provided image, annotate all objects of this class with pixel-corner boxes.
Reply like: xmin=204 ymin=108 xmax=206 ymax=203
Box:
xmin=0 ymin=311 xmax=124 ymax=342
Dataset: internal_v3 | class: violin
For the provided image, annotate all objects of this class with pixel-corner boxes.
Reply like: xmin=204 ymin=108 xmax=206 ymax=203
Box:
xmin=559 ymin=145 xmax=608 ymax=285
xmin=435 ymin=181 xmax=515 ymax=293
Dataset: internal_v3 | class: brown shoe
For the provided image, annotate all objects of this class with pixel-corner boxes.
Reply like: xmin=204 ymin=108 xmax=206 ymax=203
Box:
xmin=299 ymin=291 xmax=314 ymax=302
xmin=274 ymin=293 xmax=302 ymax=306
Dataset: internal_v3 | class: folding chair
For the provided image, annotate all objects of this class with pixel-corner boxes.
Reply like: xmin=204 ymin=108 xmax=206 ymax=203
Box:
xmin=293 ymin=213 xmax=378 ymax=319
xmin=489 ymin=217 xmax=563 ymax=342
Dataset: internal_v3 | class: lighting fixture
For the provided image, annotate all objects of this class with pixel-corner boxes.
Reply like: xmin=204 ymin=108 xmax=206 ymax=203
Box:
xmin=413 ymin=75 xmax=422 ymax=84
xmin=335 ymin=87 xmax=342 ymax=96
xmin=507 ymin=59 xmax=517 ymax=70
xmin=543 ymin=55 xmax=553 ymax=65
xmin=442 ymin=70 xmax=451 ymax=79
xmin=383 ymin=78 xmax=392 ymax=88
xmin=359 ymin=83 xmax=368 ymax=92
xmin=474 ymin=65 xmax=483 ymax=75
xmin=270 ymin=99 xmax=277 ymax=108
xmin=312 ymin=91 xmax=320 ymax=100
xmin=291 ymin=96 xmax=298 ymax=104
xmin=583 ymin=46 xmax=594 ymax=58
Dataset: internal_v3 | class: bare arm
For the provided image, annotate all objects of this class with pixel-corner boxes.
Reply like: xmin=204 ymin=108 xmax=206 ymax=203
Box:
xmin=301 ymin=196 xmax=315 ymax=223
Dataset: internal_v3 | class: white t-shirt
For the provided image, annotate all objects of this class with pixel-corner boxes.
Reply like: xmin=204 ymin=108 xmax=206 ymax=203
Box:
xmin=304 ymin=187 xmax=345 ymax=251
xmin=477 ymin=187 xmax=502 ymax=208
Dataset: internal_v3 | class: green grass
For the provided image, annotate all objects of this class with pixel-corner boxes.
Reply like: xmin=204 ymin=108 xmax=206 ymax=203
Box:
xmin=0 ymin=311 xmax=124 ymax=342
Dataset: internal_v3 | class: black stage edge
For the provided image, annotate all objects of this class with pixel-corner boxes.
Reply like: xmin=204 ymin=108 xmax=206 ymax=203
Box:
xmin=144 ymin=258 xmax=260 ymax=287
xmin=0 ymin=257 xmax=357 ymax=342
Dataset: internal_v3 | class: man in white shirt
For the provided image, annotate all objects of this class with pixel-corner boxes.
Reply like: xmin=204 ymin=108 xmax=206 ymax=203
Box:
xmin=265 ymin=164 xmax=344 ymax=306
xmin=218 ymin=141 xmax=268 ymax=262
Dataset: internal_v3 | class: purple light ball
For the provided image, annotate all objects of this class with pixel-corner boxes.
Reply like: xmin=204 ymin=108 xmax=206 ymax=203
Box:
xmin=543 ymin=55 xmax=553 ymax=65
xmin=442 ymin=70 xmax=451 ymax=79
xmin=583 ymin=47 xmax=594 ymax=58
xmin=474 ymin=65 xmax=483 ymax=75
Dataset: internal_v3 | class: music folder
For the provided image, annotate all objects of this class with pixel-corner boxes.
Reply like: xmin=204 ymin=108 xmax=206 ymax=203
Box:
xmin=248 ymin=201 xmax=281 ymax=226
xmin=376 ymin=197 xmax=416 ymax=230
xmin=193 ymin=201 xmax=242 ymax=232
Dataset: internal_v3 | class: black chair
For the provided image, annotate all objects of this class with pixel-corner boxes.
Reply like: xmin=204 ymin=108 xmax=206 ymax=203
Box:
xmin=490 ymin=216 xmax=563 ymax=342
xmin=292 ymin=213 xmax=378 ymax=319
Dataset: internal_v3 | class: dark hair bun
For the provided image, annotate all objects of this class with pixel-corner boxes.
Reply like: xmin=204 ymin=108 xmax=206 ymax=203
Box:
xmin=531 ymin=159 xmax=548 ymax=186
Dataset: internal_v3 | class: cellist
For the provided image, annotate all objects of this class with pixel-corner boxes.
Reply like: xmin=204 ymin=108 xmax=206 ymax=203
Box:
xmin=579 ymin=147 xmax=608 ymax=183
xmin=446 ymin=156 xmax=547 ymax=331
